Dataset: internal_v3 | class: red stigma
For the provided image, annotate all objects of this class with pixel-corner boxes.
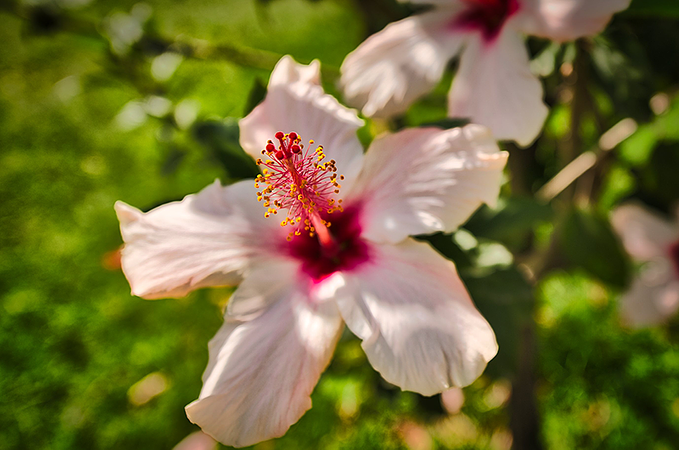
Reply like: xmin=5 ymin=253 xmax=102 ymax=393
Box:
xmin=254 ymin=132 xmax=344 ymax=243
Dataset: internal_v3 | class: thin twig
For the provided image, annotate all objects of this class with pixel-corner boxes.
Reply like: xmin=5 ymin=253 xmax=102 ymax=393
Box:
xmin=536 ymin=118 xmax=637 ymax=202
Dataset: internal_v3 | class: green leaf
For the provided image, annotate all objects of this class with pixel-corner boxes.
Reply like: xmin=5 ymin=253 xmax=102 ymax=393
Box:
xmin=160 ymin=145 xmax=186 ymax=176
xmin=465 ymin=197 xmax=554 ymax=252
xmin=243 ymin=77 xmax=267 ymax=117
xmin=626 ymin=0 xmax=679 ymax=17
xmin=192 ymin=118 xmax=259 ymax=180
xmin=598 ymin=163 xmax=636 ymax=211
xmin=417 ymin=117 xmax=470 ymax=129
xmin=638 ymin=141 xmax=679 ymax=206
xmin=559 ymin=208 xmax=630 ymax=288
xmin=619 ymin=97 xmax=679 ymax=166
xmin=462 ymin=267 xmax=534 ymax=378
xmin=417 ymin=232 xmax=473 ymax=270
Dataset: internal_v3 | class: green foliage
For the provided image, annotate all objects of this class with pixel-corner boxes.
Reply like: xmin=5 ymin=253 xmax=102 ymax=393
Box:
xmin=539 ymin=272 xmax=679 ymax=450
xmin=463 ymin=267 xmax=534 ymax=378
xmin=628 ymin=0 xmax=679 ymax=17
xmin=559 ymin=208 xmax=630 ymax=289
xmin=192 ymin=119 xmax=260 ymax=180
xmin=620 ymin=97 xmax=679 ymax=166
xmin=466 ymin=197 xmax=554 ymax=253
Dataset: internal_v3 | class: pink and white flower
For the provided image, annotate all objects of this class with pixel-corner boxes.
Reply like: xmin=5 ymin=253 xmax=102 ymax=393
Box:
xmin=115 ymin=56 xmax=508 ymax=447
xmin=612 ymin=203 xmax=679 ymax=327
xmin=340 ymin=0 xmax=631 ymax=146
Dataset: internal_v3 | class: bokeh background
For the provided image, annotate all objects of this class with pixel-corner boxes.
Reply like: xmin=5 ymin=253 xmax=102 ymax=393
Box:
xmin=2 ymin=0 xmax=679 ymax=449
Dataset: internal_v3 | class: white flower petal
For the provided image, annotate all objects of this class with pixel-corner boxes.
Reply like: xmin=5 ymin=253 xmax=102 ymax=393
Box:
xmin=448 ymin=29 xmax=548 ymax=146
xmin=268 ymin=54 xmax=320 ymax=87
xmin=611 ymin=203 xmax=679 ymax=262
xmin=620 ymin=277 xmax=679 ymax=328
xmin=348 ymin=125 xmax=507 ymax=244
xmin=185 ymin=280 xmax=343 ymax=448
xmin=517 ymin=0 xmax=631 ymax=42
xmin=332 ymin=239 xmax=498 ymax=395
xmin=226 ymin=258 xmax=300 ymax=320
xmin=239 ymin=56 xmax=365 ymax=192
xmin=172 ymin=432 xmax=217 ymax=450
xmin=340 ymin=12 xmax=466 ymax=119
xmin=115 ymin=180 xmax=285 ymax=299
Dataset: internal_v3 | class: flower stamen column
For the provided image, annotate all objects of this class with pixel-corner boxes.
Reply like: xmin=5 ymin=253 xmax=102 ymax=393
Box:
xmin=255 ymin=130 xmax=344 ymax=250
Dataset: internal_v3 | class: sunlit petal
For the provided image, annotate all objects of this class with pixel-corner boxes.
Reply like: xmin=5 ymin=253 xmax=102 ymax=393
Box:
xmin=348 ymin=125 xmax=507 ymax=244
xmin=332 ymin=239 xmax=498 ymax=395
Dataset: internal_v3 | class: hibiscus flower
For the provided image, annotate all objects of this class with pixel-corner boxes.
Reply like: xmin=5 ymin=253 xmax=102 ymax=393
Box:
xmin=115 ymin=56 xmax=508 ymax=447
xmin=340 ymin=0 xmax=630 ymax=146
xmin=612 ymin=203 xmax=679 ymax=327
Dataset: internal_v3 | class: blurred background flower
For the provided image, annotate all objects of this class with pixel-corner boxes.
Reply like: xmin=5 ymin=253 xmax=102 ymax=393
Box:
xmin=339 ymin=0 xmax=630 ymax=146
xmin=611 ymin=203 xmax=679 ymax=327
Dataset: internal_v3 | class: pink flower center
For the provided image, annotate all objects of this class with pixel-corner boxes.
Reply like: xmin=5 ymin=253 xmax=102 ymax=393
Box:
xmin=288 ymin=206 xmax=370 ymax=282
xmin=669 ymin=241 xmax=679 ymax=278
xmin=256 ymin=132 xmax=370 ymax=281
xmin=451 ymin=0 xmax=520 ymax=42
